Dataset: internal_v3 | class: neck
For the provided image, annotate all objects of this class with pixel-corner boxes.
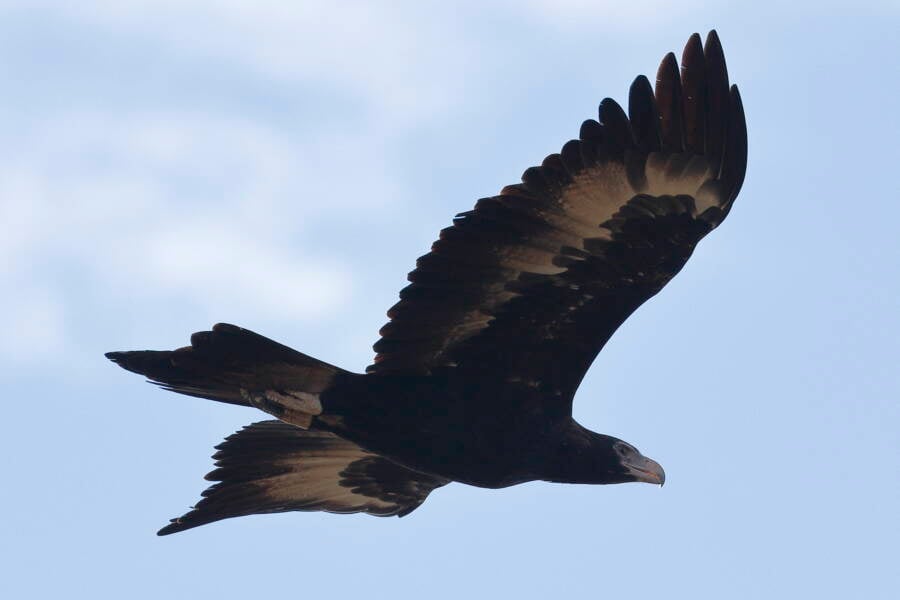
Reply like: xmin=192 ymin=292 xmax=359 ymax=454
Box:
xmin=541 ymin=421 xmax=622 ymax=484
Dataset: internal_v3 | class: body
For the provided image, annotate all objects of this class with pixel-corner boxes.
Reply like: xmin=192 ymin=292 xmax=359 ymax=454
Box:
xmin=319 ymin=373 xmax=573 ymax=488
xmin=106 ymin=31 xmax=744 ymax=534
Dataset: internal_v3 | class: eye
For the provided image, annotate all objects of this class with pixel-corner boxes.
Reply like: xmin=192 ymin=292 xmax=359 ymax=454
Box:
xmin=614 ymin=443 xmax=631 ymax=456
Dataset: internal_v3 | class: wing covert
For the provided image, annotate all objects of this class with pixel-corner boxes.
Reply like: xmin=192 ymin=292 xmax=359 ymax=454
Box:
xmin=158 ymin=421 xmax=448 ymax=534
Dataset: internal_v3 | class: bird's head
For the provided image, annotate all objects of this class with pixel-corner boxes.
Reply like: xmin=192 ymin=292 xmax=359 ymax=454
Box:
xmin=549 ymin=428 xmax=666 ymax=486
xmin=606 ymin=438 xmax=666 ymax=485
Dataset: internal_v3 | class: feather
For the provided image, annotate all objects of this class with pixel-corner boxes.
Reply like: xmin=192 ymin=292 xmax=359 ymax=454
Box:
xmin=655 ymin=52 xmax=685 ymax=152
xmin=157 ymin=421 xmax=447 ymax=535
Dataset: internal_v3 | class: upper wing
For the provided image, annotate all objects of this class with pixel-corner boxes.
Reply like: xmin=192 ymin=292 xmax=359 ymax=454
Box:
xmin=158 ymin=420 xmax=448 ymax=535
xmin=368 ymin=31 xmax=747 ymax=405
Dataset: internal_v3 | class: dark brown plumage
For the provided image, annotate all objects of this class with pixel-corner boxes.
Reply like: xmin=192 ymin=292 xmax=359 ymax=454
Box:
xmin=107 ymin=31 xmax=747 ymax=534
xmin=155 ymin=421 xmax=447 ymax=535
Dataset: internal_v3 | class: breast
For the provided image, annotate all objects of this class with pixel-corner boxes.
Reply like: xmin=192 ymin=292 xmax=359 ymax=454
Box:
xmin=320 ymin=373 xmax=563 ymax=487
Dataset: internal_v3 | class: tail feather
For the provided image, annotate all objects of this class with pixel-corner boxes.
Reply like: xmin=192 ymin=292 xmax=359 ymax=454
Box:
xmin=157 ymin=420 xmax=448 ymax=535
xmin=106 ymin=324 xmax=344 ymax=418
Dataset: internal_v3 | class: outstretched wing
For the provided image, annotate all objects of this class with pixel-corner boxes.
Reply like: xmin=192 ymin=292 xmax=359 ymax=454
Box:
xmin=369 ymin=31 xmax=747 ymax=406
xmin=158 ymin=421 xmax=448 ymax=535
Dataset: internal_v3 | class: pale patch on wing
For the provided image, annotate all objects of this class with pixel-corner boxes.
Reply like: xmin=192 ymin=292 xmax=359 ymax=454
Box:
xmin=370 ymin=152 xmax=727 ymax=375
xmin=241 ymin=388 xmax=323 ymax=429
xmin=425 ymin=163 xmax=638 ymax=358
xmin=565 ymin=161 xmax=636 ymax=227
xmin=507 ymin=376 xmax=542 ymax=388
xmin=159 ymin=422 xmax=448 ymax=534
xmin=444 ymin=308 xmax=500 ymax=343
xmin=260 ymin=452 xmax=397 ymax=513
xmin=367 ymin=31 xmax=747 ymax=385
xmin=442 ymin=157 xmax=720 ymax=349
xmin=644 ymin=152 xmax=720 ymax=212
xmin=264 ymin=389 xmax=323 ymax=415
xmin=247 ymin=434 xmax=444 ymax=516
xmin=493 ymin=243 xmax=568 ymax=275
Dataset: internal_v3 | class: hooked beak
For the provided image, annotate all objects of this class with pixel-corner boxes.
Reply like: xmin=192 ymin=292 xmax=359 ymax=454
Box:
xmin=623 ymin=454 xmax=666 ymax=486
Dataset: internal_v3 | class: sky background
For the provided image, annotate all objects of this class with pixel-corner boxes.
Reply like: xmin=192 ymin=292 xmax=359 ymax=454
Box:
xmin=2 ymin=1 xmax=898 ymax=598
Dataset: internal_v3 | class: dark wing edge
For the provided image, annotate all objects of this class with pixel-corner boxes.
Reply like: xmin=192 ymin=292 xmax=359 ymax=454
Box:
xmin=368 ymin=31 xmax=746 ymax=401
xmin=157 ymin=420 xmax=448 ymax=535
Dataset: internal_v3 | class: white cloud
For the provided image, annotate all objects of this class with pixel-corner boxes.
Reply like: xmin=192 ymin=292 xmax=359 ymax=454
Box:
xmin=142 ymin=218 xmax=351 ymax=321
xmin=517 ymin=0 xmax=703 ymax=28
xmin=2 ymin=1 xmax=494 ymax=367
xmin=21 ymin=0 xmax=481 ymax=125
xmin=0 ymin=110 xmax=365 ymax=364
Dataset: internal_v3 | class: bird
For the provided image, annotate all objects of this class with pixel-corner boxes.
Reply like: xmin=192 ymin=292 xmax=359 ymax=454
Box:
xmin=107 ymin=30 xmax=746 ymax=535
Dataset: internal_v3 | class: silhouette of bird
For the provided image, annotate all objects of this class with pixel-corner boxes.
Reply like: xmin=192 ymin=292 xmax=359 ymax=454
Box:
xmin=107 ymin=30 xmax=746 ymax=535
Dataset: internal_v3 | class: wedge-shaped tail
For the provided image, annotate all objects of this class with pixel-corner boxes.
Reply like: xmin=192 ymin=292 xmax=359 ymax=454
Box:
xmin=106 ymin=323 xmax=342 ymax=427
xmin=158 ymin=420 xmax=448 ymax=535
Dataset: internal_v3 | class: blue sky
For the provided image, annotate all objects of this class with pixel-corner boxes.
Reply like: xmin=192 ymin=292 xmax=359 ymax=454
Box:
xmin=2 ymin=1 xmax=898 ymax=598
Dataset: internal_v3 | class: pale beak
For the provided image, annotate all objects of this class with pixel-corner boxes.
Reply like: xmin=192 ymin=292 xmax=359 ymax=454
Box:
xmin=623 ymin=454 xmax=666 ymax=486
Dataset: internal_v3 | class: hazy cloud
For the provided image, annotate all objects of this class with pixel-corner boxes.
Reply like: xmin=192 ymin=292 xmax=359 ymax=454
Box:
xmin=1 ymin=109 xmax=363 ymax=364
xmin=3 ymin=0 xmax=730 ymax=367
xmin=15 ymin=1 xmax=481 ymax=124
xmin=1 ymin=1 xmax=498 ymax=366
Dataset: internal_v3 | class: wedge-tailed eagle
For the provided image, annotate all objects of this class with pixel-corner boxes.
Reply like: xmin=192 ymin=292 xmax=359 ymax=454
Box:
xmin=108 ymin=31 xmax=747 ymax=535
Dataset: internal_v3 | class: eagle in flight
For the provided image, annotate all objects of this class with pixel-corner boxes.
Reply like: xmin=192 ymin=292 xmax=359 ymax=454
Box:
xmin=108 ymin=31 xmax=746 ymax=535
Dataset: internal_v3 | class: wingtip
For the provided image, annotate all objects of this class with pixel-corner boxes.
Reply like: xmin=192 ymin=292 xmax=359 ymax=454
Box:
xmin=657 ymin=51 xmax=679 ymax=80
xmin=630 ymin=73 xmax=652 ymax=91
xmin=598 ymin=97 xmax=623 ymax=115
xmin=704 ymin=30 xmax=726 ymax=65
xmin=730 ymin=83 xmax=747 ymax=142
xmin=682 ymin=32 xmax=704 ymax=66
xmin=105 ymin=351 xmax=125 ymax=363
xmin=579 ymin=118 xmax=603 ymax=140
xmin=723 ymin=83 xmax=748 ymax=204
xmin=730 ymin=84 xmax=746 ymax=136
xmin=598 ymin=97 xmax=628 ymax=129
xmin=597 ymin=97 xmax=631 ymax=152
xmin=157 ymin=518 xmax=186 ymax=536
